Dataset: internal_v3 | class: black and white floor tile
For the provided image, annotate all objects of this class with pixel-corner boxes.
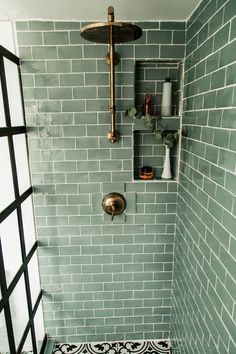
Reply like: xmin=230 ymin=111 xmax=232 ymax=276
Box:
xmin=53 ymin=340 xmax=171 ymax=354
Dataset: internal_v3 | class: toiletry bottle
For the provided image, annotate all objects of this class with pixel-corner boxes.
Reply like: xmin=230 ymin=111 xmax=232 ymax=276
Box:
xmin=161 ymin=77 xmax=172 ymax=116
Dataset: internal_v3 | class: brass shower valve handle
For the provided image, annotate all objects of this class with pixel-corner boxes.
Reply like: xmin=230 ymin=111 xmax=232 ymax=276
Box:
xmin=102 ymin=192 xmax=126 ymax=220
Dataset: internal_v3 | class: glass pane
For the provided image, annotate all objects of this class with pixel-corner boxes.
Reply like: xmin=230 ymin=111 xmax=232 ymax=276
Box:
xmin=13 ymin=134 xmax=31 ymax=195
xmin=4 ymin=58 xmax=24 ymax=126
xmin=0 ymin=311 xmax=9 ymax=354
xmin=22 ymin=196 xmax=36 ymax=255
xmin=34 ymin=301 xmax=45 ymax=354
xmin=28 ymin=254 xmax=41 ymax=307
xmin=0 ymin=137 xmax=15 ymax=212
xmin=9 ymin=276 xmax=29 ymax=349
xmin=21 ymin=331 xmax=33 ymax=353
xmin=0 ymin=76 xmax=6 ymax=127
xmin=0 ymin=211 xmax=22 ymax=286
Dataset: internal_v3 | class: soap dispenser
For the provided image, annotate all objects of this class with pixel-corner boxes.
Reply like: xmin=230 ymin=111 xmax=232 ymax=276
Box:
xmin=161 ymin=77 xmax=172 ymax=117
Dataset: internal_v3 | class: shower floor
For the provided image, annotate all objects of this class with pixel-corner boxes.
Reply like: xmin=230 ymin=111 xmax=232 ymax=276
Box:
xmin=53 ymin=340 xmax=171 ymax=354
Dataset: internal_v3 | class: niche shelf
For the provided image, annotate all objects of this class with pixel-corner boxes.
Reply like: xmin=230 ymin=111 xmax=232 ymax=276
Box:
xmin=133 ymin=60 xmax=184 ymax=181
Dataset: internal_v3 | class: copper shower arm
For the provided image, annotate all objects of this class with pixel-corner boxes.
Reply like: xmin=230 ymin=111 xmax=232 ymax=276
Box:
xmin=80 ymin=6 xmax=142 ymax=143
xmin=107 ymin=7 xmax=120 ymax=143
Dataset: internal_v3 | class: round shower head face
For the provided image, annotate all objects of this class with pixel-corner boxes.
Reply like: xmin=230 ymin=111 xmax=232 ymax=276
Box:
xmin=80 ymin=21 xmax=142 ymax=44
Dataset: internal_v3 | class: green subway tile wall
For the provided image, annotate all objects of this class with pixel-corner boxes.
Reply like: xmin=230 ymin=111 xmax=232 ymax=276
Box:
xmin=16 ymin=20 xmax=185 ymax=342
xmin=171 ymin=0 xmax=236 ymax=353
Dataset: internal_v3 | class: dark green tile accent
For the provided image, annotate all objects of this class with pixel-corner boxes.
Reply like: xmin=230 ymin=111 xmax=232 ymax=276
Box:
xmin=160 ymin=45 xmax=185 ymax=59
xmin=221 ymin=108 xmax=236 ymax=129
xmin=219 ymin=40 xmax=236 ymax=67
xmin=147 ymin=31 xmax=172 ymax=44
xmin=210 ymin=67 xmax=225 ymax=89
xmin=135 ymin=45 xmax=160 ymax=59
xmin=160 ymin=22 xmax=185 ymax=30
xmin=214 ymin=23 xmax=230 ymax=51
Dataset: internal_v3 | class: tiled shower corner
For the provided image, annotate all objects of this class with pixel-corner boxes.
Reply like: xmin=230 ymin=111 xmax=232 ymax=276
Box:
xmin=16 ymin=19 xmax=185 ymax=344
xmin=171 ymin=0 xmax=236 ymax=353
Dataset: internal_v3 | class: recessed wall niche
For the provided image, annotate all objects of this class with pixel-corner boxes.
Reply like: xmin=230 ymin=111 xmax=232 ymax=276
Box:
xmin=133 ymin=60 xmax=184 ymax=180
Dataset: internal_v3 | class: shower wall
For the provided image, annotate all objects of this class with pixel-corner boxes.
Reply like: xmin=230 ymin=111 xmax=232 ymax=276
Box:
xmin=15 ymin=20 xmax=185 ymax=342
xmin=171 ymin=0 xmax=236 ymax=353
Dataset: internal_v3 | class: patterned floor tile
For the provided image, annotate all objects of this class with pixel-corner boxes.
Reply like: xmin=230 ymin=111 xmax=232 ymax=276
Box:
xmin=53 ymin=340 xmax=171 ymax=354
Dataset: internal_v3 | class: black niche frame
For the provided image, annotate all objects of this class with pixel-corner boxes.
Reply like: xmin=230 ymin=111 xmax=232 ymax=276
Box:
xmin=0 ymin=45 xmax=45 ymax=354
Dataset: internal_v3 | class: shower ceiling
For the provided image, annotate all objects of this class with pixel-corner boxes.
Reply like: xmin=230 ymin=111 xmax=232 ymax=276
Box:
xmin=0 ymin=0 xmax=202 ymax=21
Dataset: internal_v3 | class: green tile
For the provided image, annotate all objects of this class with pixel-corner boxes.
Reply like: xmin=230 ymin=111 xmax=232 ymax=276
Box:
xmin=220 ymin=40 xmax=236 ymax=67
xmin=206 ymin=51 xmax=219 ymax=74
xmin=216 ymin=87 xmax=233 ymax=108
xmin=218 ymin=148 xmax=236 ymax=172
xmin=70 ymin=31 xmax=88 ymax=44
xmin=28 ymin=21 xmax=54 ymax=30
xmin=160 ymin=45 xmax=185 ymax=59
xmin=173 ymin=31 xmax=186 ymax=44
xmin=208 ymin=8 xmax=223 ymax=36
xmin=147 ymin=31 xmax=172 ymax=44
xmin=58 ymin=46 xmax=83 ymax=59
xmin=62 ymin=100 xmax=85 ymax=112
xmin=60 ymin=73 xmax=84 ymax=86
xmin=55 ymin=22 xmax=81 ymax=30
xmin=46 ymin=60 xmax=71 ymax=73
xmin=48 ymin=87 xmax=72 ymax=99
xmin=224 ymin=0 xmax=236 ymax=23
xmin=160 ymin=22 xmax=185 ymax=30
xmin=210 ymin=68 xmax=225 ymax=89
xmin=84 ymin=45 xmax=107 ymax=58
xmin=222 ymin=108 xmax=236 ymax=129
xmin=23 ymin=87 xmax=48 ymax=100
xmin=72 ymin=59 xmax=96 ymax=72
xmin=213 ymin=128 xmax=230 ymax=148
xmin=15 ymin=21 xmax=29 ymax=30
xmin=35 ymin=74 xmax=59 ymax=86
xmin=44 ymin=31 xmax=69 ymax=45
xmin=32 ymin=46 xmax=57 ymax=59
xmin=19 ymin=47 xmax=32 ymax=59
xmin=17 ymin=31 xmax=43 ymax=45
xmin=73 ymin=87 xmax=97 ymax=99
xmin=21 ymin=60 xmax=46 ymax=74
xmin=135 ymin=45 xmax=160 ymax=59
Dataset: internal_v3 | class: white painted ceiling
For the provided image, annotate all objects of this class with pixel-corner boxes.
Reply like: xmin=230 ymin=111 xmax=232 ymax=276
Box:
xmin=0 ymin=0 xmax=202 ymax=22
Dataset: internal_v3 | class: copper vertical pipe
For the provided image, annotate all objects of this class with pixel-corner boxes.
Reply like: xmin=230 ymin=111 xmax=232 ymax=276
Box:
xmin=107 ymin=6 xmax=120 ymax=143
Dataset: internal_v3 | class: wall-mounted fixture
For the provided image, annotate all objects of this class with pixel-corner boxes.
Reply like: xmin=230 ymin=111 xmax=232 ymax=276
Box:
xmin=102 ymin=192 xmax=126 ymax=220
xmin=81 ymin=6 xmax=142 ymax=143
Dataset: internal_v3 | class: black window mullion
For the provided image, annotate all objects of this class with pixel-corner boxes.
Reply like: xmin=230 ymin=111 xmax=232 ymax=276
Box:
xmin=0 ymin=55 xmax=12 ymax=128
xmin=16 ymin=290 xmax=43 ymax=354
xmin=17 ymin=206 xmax=38 ymax=354
xmin=0 ymin=240 xmax=16 ymax=354
xmin=0 ymin=240 xmax=38 ymax=313
xmin=0 ymin=46 xmax=42 ymax=354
